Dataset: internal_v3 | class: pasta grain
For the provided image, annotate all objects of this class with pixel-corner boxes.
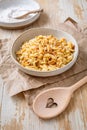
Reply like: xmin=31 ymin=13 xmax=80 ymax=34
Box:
xmin=16 ymin=35 xmax=75 ymax=71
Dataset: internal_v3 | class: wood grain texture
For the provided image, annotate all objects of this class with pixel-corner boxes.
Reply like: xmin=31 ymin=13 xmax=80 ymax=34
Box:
xmin=57 ymin=0 xmax=87 ymax=24
xmin=0 ymin=0 xmax=87 ymax=130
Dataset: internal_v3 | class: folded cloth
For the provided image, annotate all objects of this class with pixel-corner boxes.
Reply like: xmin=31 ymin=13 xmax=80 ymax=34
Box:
xmin=24 ymin=70 xmax=87 ymax=108
xmin=0 ymin=21 xmax=87 ymax=97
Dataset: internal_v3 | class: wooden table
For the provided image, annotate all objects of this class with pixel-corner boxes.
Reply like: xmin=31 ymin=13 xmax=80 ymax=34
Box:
xmin=0 ymin=0 xmax=87 ymax=130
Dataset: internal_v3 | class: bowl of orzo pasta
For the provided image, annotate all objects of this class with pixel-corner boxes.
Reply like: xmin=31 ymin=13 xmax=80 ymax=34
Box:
xmin=11 ymin=28 xmax=78 ymax=77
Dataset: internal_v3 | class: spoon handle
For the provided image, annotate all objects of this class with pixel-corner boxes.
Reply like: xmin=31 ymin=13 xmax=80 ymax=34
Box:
xmin=70 ymin=76 xmax=87 ymax=92
xmin=15 ymin=9 xmax=43 ymax=19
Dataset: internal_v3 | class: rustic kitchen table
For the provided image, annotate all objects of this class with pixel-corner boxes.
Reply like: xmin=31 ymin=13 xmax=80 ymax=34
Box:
xmin=0 ymin=0 xmax=87 ymax=130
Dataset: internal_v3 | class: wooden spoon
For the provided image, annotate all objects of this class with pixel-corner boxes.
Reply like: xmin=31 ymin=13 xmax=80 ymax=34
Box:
xmin=9 ymin=8 xmax=43 ymax=19
xmin=33 ymin=76 xmax=87 ymax=119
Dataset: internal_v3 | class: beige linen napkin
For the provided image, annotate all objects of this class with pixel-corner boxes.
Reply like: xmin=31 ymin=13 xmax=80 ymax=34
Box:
xmin=24 ymin=70 xmax=87 ymax=107
xmin=0 ymin=21 xmax=87 ymax=97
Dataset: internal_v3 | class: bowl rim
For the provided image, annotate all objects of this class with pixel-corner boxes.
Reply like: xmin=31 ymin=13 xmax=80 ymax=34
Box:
xmin=11 ymin=27 xmax=79 ymax=74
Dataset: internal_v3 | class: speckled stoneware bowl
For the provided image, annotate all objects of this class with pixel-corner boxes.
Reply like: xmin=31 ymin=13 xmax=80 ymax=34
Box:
xmin=11 ymin=28 xmax=78 ymax=77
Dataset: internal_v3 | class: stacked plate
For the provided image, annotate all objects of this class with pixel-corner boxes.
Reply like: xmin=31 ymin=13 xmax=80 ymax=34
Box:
xmin=0 ymin=0 xmax=41 ymax=29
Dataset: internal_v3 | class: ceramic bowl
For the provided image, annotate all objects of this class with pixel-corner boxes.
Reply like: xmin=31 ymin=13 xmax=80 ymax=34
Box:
xmin=0 ymin=0 xmax=40 ymax=29
xmin=11 ymin=28 xmax=78 ymax=77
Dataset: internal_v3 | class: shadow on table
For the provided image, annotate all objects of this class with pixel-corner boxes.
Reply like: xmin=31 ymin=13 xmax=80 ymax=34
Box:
xmin=24 ymin=12 xmax=50 ymax=30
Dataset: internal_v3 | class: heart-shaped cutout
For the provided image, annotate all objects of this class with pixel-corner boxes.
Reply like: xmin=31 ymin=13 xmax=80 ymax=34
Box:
xmin=46 ymin=98 xmax=58 ymax=108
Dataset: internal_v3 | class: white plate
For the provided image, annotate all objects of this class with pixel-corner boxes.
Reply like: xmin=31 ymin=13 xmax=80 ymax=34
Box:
xmin=0 ymin=0 xmax=40 ymax=29
xmin=11 ymin=28 xmax=79 ymax=77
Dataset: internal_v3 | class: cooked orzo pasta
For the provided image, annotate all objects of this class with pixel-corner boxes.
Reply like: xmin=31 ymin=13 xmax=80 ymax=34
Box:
xmin=16 ymin=35 xmax=75 ymax=71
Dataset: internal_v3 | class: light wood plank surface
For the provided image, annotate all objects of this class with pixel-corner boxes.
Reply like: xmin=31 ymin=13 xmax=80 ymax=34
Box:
xmin=0 ymin=0 xmax=87 ymax=130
